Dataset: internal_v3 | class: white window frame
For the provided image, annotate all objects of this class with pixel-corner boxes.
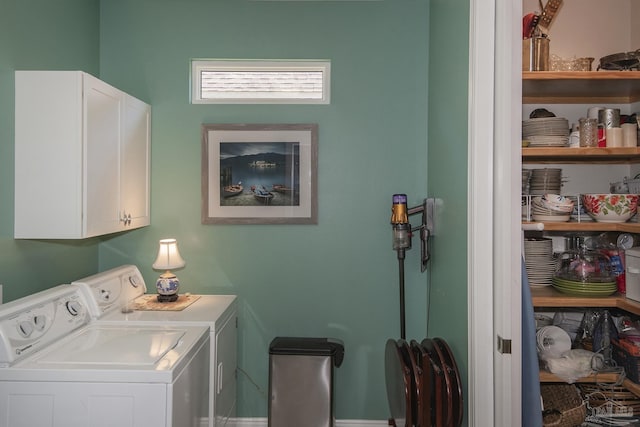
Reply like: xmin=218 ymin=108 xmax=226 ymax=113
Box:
xmin=190 ymin=59 xmax=331 ymax=105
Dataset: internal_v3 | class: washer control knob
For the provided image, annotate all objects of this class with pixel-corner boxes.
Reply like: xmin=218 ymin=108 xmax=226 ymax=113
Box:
xmin=128 ymin=275 xmax=140 ymax=288
xmin=18 ymin=320 xmax=34 ymax=337
xmin=33 ymin=315 xmax=47 ymax=331
xmin=66 ymin=300 xmax=82 ymax=316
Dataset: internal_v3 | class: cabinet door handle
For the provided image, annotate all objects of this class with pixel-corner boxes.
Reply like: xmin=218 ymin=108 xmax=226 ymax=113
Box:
xmin=217 ymin=362 xmax=223 ymax=394
xmin=120 ymin=212 xmax=132 ymax=226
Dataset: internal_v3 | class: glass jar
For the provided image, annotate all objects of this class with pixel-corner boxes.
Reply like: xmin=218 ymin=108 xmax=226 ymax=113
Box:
xmin=579 ymin=117 xmax=598 ymax=147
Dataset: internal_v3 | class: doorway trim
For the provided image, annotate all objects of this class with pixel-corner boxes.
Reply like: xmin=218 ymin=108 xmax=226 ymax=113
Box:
xmin=468 ymin=0 xmax=522 ymax=425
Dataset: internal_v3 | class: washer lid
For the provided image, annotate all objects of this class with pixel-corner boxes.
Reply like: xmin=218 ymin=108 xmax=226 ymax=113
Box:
xmin=37 ymin=326 xmax=185 ymax=366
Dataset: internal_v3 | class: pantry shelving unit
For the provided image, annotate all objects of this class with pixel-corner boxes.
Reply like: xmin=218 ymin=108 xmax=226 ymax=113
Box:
xmin=523 ymin=71 xmax=640 ymax=104
xmin=523 ymin=70 xmax=640 ymax=391
xmin=522 ymin=146 xmax=640 ymax=233
xmin=532 ymin=287 xmax=640 ymax=394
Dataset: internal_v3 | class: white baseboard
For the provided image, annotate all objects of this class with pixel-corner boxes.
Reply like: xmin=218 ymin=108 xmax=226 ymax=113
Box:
xmin=226 ymin=418 xmax=388 ymax=427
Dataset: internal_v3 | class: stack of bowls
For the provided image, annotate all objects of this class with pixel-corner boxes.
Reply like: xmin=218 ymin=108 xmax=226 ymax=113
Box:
xmin=524 ymin=237 xmax=556 ymax=287
xmin=531 ymin=194 xmax=574 ymax=222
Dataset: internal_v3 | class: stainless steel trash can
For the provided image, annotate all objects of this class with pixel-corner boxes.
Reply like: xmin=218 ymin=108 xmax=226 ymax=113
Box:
xmin=268 ymin=337 xmax=345 ymax=427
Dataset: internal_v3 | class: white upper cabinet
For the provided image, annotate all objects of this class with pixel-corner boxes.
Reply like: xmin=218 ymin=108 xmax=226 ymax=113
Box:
xmin=14 ymin=71 xmax=150 ymax=239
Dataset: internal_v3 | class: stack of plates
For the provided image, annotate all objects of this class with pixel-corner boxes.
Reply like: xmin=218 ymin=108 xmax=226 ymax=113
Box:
xmin=529 ymin=168 xmax=563 ymax=195
xmin=522 ymin=117 xmax=570 ymax=147
xmin=524 ymin=237 xmax=556 ymax=287
xmin=551 ymin=277 xmax=617 ymax=297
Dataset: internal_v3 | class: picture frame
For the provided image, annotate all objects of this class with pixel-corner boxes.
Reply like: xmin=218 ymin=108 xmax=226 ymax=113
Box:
xmin=202 ymin=123 xmax=318 ymax=224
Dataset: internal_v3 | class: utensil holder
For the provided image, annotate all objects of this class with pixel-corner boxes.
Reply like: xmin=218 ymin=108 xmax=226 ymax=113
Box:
xmin=523 ymin=37 xmax=550 ymax=71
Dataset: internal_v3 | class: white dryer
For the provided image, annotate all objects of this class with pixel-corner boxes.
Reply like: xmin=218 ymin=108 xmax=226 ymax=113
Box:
xmin=0 ymin=284 xmax=209 ymax=427
xmin=72 ymin=265 xmax=237 ymax=427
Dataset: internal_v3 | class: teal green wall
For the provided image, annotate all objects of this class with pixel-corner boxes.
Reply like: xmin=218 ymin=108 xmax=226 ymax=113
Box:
xmin=0 ymin=0 xmax=101 ymax=302
xmin=427 ymin=0 xmax=470 ymax=423
xmin=2 ymin=0 xmax=471 ymax=422
xmin=98 ymin=0 xmax=433 ymax=420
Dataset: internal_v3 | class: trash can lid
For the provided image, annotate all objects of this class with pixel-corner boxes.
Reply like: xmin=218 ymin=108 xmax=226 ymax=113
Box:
xmin=269 ymin=337 xmax=344 ymax=367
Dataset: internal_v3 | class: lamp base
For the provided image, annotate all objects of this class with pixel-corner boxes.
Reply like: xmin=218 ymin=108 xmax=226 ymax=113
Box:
xmin=156 ymin=271 xmax=180 ymax=303
xmin=156 ymin=293 xmax=179 ymax=303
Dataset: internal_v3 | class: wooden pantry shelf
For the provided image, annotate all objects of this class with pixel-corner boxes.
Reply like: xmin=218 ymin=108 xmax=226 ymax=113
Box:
xmin=522 ymin=147 xmax=640 ymax=163
xmin=539 ymin=370 xmax=640 ymax=396
xmin=531 ymin=287 xmax=640 ymax=316
xmin=523 ymin=71 xmax=640 ymax=104
xmin=522 ymin=221 xmax=640 ymax=233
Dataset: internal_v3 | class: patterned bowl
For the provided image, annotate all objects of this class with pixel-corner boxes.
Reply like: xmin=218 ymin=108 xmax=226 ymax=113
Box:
xmin=581 ymin=194 xmax=639 ymax=223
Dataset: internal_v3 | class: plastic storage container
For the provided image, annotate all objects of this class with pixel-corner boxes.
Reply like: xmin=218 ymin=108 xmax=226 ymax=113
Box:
xmin=268 ymin=337 xmax=345 ymax=427
xmin=625 ymin=247 xmax=640 ymax=302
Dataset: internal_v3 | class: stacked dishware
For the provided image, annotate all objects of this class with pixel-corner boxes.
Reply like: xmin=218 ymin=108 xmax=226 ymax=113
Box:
xmin=530 ymin=194 xmax=574 ymax=222
xmin=522 ymin=117 xmax=570 ymax=147
xmin=536 ymin=325 xmax=572 ymax=359
xmin=551 ymin=277 xmax=617 ymax=296
xmin=553 ymin=246 xmax=617 ymax=296
xmin=522 ymin=169 xmax=533 ymax=220
xmin=529 ymin=168 xmax=563 ymax=194
xmin=522 ymin=169 xmax=532 ymax=194
xmin=524 ymin=237 xmax=556 ymax=287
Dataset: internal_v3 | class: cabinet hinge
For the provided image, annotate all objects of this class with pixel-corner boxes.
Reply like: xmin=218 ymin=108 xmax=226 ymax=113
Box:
xmin=497 ymin=335 xmax=512 ymax=354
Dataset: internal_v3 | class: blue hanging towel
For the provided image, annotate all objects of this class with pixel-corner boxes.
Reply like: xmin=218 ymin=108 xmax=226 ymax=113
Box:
xmin=522 ymin=257 xmax=543 ymax=427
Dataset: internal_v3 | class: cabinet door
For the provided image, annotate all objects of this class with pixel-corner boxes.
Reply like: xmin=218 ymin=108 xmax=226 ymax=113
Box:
xmin=121 ymin=94 xmax=151 ymax=228
xmin=215 ymin=313 xmax=237 ymax=425
xmin=84 ymin=75 xmax=123 ymax=237
xmin=14 ymin=71 xmax=84 ymax=239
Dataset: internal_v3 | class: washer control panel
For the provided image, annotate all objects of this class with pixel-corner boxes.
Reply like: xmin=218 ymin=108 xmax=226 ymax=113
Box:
xmin=0 ymin=285 xmax=90 ymax=366
xmin=72 ymin=264 xmax=146 ymax=319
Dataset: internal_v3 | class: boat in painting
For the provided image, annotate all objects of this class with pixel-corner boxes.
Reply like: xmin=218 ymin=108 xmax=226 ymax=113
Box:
xmin=251 ymin=185 xmax=274 ymax=205
xmin=223 ymin=183 xmax=243 ymax=198
xmin=272 ymin=184 xmax=293 ymax=194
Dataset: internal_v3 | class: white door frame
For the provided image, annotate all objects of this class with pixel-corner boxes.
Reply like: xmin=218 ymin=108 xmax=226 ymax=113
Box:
xmin=468 ymin=0 xmax=522 ymax=425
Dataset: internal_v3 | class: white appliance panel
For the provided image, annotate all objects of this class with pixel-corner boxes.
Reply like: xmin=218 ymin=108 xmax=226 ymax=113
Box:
xmin=72 ymin=265 xmax=237 ymax=427
xmin=3 ymin=324 xmax=208 ymax=383
xmin=1 ymin=381 xmax=168 ymax=427
xmin=36 ymin=327 xmax=185 ymax=365
xmin=0 ymin=282 xmax=210 ymax=427
xmin=0 ymin=285 xmax=90 ymax=366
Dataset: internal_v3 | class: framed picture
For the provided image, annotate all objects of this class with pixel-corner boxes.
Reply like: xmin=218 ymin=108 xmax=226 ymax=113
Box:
xmin=202 ymin=123 xmax=318 ymax=224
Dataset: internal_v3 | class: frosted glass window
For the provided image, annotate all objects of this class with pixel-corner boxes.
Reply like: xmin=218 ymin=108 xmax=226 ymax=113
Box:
xmin=191 ymin=60 xmax=330 ymax=104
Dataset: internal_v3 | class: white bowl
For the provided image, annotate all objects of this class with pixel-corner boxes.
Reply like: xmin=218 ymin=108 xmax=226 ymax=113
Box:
xmin=541 ymin=194 xmax=574 ymax=212
xmin=542 ymin=194 xmax=573 ymax=206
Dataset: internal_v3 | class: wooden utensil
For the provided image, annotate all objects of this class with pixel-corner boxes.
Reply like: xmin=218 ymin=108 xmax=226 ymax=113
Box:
xmin=537 ymin=0 xmax=562 ymax=34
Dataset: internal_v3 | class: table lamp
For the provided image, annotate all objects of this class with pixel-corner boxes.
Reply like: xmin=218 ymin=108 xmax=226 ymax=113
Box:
xmin=152 ymin=238 xmax=186 ymax=302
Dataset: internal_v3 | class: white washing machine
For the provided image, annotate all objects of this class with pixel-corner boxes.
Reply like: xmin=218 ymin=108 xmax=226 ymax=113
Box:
xmin=0 ymin=284 xmax=210 ymax=427
xmin=71 ymin=265 xmax=237 ymax=427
